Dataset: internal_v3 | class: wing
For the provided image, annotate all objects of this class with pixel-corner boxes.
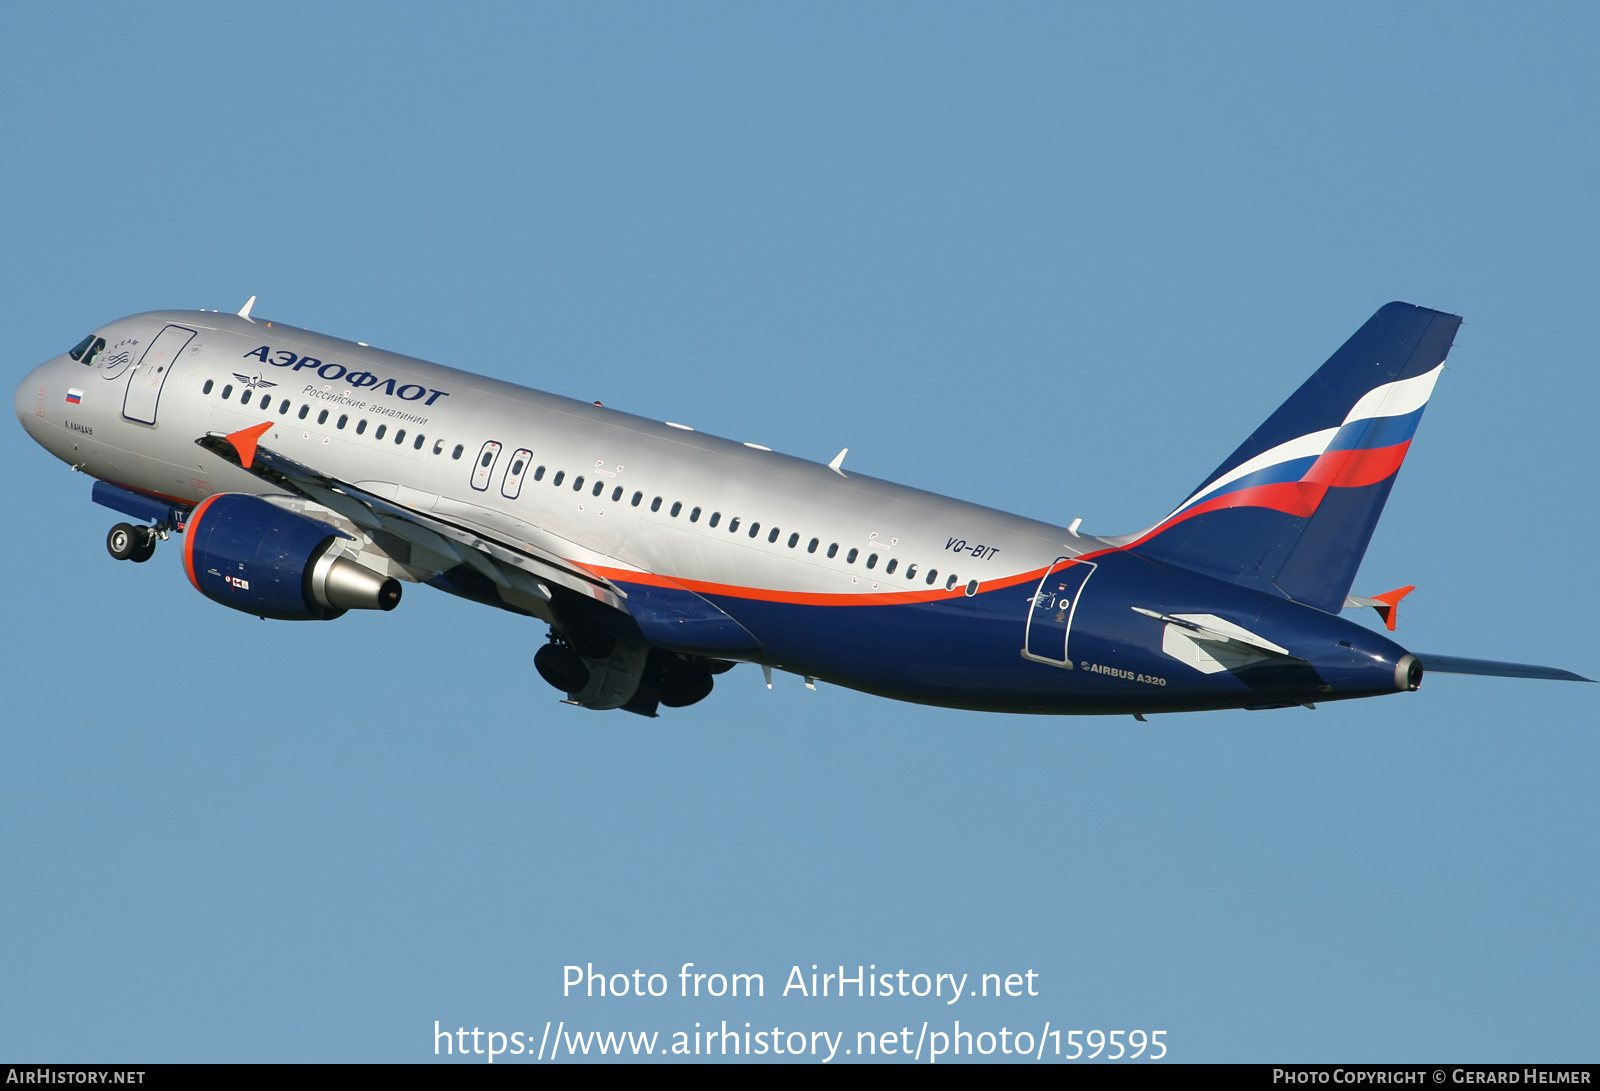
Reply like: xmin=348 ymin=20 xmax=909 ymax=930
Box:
xmin=194 ymin=429 xmax=630 ymax=619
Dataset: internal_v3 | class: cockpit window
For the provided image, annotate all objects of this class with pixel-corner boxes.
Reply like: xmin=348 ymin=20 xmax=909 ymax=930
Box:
xmin=69 ymin=335 xmax=106 ymax=365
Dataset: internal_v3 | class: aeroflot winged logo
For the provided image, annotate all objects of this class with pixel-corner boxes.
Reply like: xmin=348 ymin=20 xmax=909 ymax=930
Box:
xmin=243 ymin=345 xmax=451 ymax=406
xmin=231 ymin=373 xmax=278 ymax=390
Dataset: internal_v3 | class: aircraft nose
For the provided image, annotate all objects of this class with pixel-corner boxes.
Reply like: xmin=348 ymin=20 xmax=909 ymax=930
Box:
xmin=15 ymin=353 xmax=74 ymax=440
xmin=15 ymin=359 xmax=51 ymax=432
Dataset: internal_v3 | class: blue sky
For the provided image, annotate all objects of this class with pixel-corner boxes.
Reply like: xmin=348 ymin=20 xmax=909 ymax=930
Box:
xmin=1 ymin=2 xmax=1595 ymax=1062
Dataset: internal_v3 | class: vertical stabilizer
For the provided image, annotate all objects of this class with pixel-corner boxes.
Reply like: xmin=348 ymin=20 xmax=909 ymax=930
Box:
xmin=1128 ymin=302 xmax=1461 ymax=613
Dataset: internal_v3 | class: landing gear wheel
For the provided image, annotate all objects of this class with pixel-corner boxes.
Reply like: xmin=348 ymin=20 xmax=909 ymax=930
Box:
xmin=129 ymin=526 xmax=157 ymax=563
xmin=106 ymin=523 xmax=139 ymax=561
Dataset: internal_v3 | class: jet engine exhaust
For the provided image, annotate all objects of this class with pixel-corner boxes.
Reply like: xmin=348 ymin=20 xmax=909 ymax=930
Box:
xmin=311 ymin=552 xmax=402 ymax=612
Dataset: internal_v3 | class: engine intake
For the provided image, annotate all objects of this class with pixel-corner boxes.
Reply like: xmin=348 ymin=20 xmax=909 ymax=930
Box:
xmin=184 ymin=493 xmax=401 ymax=620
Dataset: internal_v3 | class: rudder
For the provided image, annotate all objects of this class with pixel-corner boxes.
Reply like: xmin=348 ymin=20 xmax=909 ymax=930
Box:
xmin=1127 ymin=301 xmax=1462 ymax=613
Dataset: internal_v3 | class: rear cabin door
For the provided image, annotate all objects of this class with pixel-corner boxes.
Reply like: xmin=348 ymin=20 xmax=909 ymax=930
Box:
xmin=122 ymin=324 xmax=197 ymax=424
xmin=1022 ymin=557 xmax=1097 ymax=667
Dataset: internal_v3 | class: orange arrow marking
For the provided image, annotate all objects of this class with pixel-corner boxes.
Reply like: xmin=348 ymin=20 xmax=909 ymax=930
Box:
xmin=224 ymin=421 xmax=275 ymax=470
xmin=1371 ymin=585 xmax=1415 ymax=632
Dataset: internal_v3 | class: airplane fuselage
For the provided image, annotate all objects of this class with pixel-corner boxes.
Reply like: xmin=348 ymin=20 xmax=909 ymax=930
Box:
xmin=15 ymin=309 xmax=1418 ymax=715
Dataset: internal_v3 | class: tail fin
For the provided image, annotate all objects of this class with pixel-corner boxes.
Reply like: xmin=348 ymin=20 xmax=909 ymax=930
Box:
xmin=1127 ymin=301 xmax=1461 ymax=613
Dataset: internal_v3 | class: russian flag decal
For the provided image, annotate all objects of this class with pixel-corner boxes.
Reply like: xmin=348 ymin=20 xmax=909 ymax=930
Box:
xmin=65 ymin=388 xmax=83 ymax=405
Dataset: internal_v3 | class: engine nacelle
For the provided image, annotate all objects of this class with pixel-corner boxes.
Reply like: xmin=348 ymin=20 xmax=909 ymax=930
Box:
xmin=183 ymin=493 xmax=401 ymax=620
xmin=535 ymin=635 xmax=718 ymax=716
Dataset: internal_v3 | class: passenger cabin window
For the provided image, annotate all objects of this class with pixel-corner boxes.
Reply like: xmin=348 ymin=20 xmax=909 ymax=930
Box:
xmin=748 ymin=522 xmax=760 ymax=538
xmin=357 ymin=419 xmax=368 ymax=435
xmin=433 ymin=440 xmax=443 ymax=455
xmin=375 ymin=424 xmax=387 ymax=439
xmin=670 ymin=502 xmax=682 ymax=517
xmin=827 ymin=543 xmax=838 ymax=558
xmin=945 ymin=575 xmax=958 ymax=590
xmin=787 ymin=533 xmax=798 ymax=548
xmin=298 ymin=404 xmax=309 ymax=420
xmin=553 ymin=471 xmax=565 ymax=486
xmin=925 ymin=568 xmax=937 ymax=585
xmin=690 ymin=507 xmax=701 ymax=522
xmin=768 ymin=527 xmax=781 ymax=544
xmin=903 ymin=563 xmax=915 ymax=579
xmin=650 ymin=497 xmax=662 ymax=512
xmin=808 ymin=538 xmax=819 ymax=553
xmin=846 ymin=548 xmax=858 ymax=563
xmin=728 ymin=517 xmax=741 ymax=533
xmin=337 ymin=414 xmax=348 ymax=429
xmin=279 ymin=399 xmax=290 ymax=414
xmin=966 ymin=580 xmax=979 ymax=596
xmin=414 ymin=434 xmax=425 ymax=450
xmin=502 ymin=448 xmax=533 ymax=499
xmin=452 ymin=443 xmax=463 ymax=459
xmin=534 ymin=466 xmax=545 ymax=481
xmin=471 ymin=440 xmax=502 ymax=492
xmin=572 ymin=475 xmax=585 ymax=492
xmin=631 ymin=492 xmax=643 ymax=506
xmin=202 ymin=379 xmax=214 ymax=395
xmin=221 ymin=384 xmax=233 ymax=399
xmin=317 ymin=409 xmax=328 ymax=425
xmin=591 ymin=481 xmax=603 ymax=497
xmin=885 ymin=558 xmax=898 ymax=575
xmin=611 ymin=486 xmax=622 ymax=502
xmin=709 ymin=512 xmax=721 ymax=527
xmin=394 ymin=428 xmax=406 ymax=445
xmin=865 ymin=553 xmax=877 ymax=569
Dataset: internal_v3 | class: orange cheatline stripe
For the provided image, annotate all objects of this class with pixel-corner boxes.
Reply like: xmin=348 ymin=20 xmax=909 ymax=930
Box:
xmin=573 ymin=562 xmax=1049 ymax=608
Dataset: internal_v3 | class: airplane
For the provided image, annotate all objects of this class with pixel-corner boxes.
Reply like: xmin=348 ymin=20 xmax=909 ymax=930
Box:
xmin=12 ymin=299 xmax=1589 ymax=717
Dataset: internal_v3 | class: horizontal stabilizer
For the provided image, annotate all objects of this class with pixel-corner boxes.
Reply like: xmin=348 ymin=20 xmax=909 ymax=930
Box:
xmin=1415 ymin=653 xmax=1593 ymax=683
xmin=1133 ymin=607 xmax=1298 ymax=675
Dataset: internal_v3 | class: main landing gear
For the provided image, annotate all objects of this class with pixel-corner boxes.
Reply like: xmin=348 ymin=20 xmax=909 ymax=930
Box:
xmin=106 ymin=522 xmax=159 ymax=563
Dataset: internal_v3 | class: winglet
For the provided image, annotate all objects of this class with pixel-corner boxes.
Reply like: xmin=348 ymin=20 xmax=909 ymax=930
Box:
xmin=1371 ymin=585 xmax=1415 ymax=631
xmin=238 ymin=295 xmax=257 ymax=320
xmin=224 ymin=421 xmax=274 ymax=469
xmin=828 ymin=448 xmax=848 ymax=476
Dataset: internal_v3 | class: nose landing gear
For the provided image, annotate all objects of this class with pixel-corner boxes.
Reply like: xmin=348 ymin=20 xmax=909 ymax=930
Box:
xmin=106 ymin=522 xmax=159 ymax=563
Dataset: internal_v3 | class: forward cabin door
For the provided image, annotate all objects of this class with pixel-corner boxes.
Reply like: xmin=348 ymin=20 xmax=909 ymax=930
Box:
xmin=1022 ymin=557 xmax=1097 ymax=667
xmin=122 ymin=324 xmax=197 ymax=424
